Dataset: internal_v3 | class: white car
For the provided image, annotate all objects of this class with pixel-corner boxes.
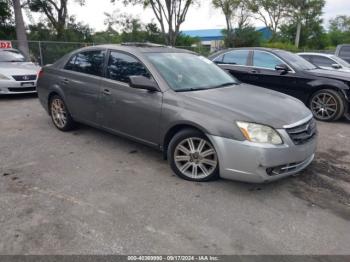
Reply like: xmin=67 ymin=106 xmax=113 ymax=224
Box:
xmin=298 ymin=52 xmax=350 ymax=73
xmin=0 ymin=47 xmax=41 ymax=94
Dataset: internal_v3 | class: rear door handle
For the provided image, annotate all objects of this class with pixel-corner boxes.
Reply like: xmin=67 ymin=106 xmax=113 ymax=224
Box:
xmin=251 ymin=69 xmax=258 ymax=74
xmin=103 ymin=88 xmax=111 ymax=95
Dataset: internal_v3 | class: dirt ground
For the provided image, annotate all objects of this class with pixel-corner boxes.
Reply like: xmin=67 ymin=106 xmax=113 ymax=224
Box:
xmin=0 ymin=94 xmax=350 ymax=255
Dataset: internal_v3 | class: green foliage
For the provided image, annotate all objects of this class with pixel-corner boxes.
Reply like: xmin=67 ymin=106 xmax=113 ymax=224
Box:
xmin=278 ymin=22 xmax=329 ymax=49
xmin=0 ymin=0 xmax=15 ymax=39
xmin=261 ymin=42 xmax=299 ymax=52
xmin=222 ymin=27 xmax=262 ymax=47
xmin=232 ymin=27 xmax=262 ymax=47
xmin=285 ymin=0 xmax=325 ymax=47
xmin=175 ymin=34 xmax=199 ymax=46
xmin=328 ymin=15 xmax=350 ymax=46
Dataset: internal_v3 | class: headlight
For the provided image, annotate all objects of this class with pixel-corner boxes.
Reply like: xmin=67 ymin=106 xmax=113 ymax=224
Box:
xmin=0 ymin=73 xmax=10 ymax=80
xmin=236 ymin=121 xmax=283 ymax=145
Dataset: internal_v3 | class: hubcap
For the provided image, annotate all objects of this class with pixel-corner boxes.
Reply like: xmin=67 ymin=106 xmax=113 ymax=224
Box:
xmin=311 ymin=93 xmax=338 ymax=120
xmin=174 ymin=137 xmax=218 ymax=179
xmin=51 ymin=98 xmax=67 ymax=128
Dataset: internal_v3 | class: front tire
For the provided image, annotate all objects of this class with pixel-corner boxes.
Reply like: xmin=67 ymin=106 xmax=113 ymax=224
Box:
xmin=49 ymin=95 xmax=75 ymax=131
xmin=168 ymin=129 xmax=219 ymax=182
xmin=309 ymin=89 xmax=345 ymax=121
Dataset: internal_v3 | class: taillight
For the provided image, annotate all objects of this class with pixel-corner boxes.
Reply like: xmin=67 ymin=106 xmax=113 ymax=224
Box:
xmin=38 ymin=69 xmax=44 ymax=78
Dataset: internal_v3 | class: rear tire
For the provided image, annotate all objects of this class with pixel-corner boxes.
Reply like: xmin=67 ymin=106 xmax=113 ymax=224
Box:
xmin=309 ymin=89 xmax=345 ymax=121
xmin=49 ymin=95 xmax=75 ymax=131
xmin=168 ymin=129 xmax=219 ymax=182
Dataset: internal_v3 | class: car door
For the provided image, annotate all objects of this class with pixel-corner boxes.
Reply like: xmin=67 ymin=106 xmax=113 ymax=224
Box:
xmin=213 ymin=50 xmax=252 ymax=83
xmin=62 ymin=50 xmax=105 ymax=125
xmin=99 ymin=50 xmax=163 ymax=146
xmin=248 ymin=50 xmax=305 ymax=98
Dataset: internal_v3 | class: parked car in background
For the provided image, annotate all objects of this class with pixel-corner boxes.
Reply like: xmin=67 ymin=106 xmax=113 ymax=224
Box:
xmin=0 ymin=41 xmax=40 ymax=95
xmin=298 ymin=52 xmax=350 ymax=73
xmin=37 ymin=44 xmax=317 ymax=183
xmin=209 ymin=48 xmax=350 ymax=121
xmin=336 ymin=44 xmax=350 ymax=63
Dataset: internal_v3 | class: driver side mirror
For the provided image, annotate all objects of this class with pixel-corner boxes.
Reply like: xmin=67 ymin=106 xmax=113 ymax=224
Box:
xmin=129 ymin=75 xmax=160 ymax=92
xmin=331 ymin=63 xmax=342 ymax=69
xmin=275 ymin=64 xmax=289 ymax=74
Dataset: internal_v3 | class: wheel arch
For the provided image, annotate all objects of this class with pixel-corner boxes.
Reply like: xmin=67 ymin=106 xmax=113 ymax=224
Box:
xmin=307 ymin=79 xmax=349 ymax=103
xmin=161 ymin=122 xmax=209 ymax=160
xmin=47 ymin=87 xmax=68 ymax=114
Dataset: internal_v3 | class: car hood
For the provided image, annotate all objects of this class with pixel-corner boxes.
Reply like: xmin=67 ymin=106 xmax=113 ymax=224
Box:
xmin=180 ymin=84 xmax=312 ymax=129
xmin=0 ymin=62 xmax=40 ymax=77
xmin=306 ymin=68 xmax=350 ymax=81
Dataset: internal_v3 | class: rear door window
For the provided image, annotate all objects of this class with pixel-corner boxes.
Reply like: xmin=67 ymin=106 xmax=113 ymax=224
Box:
xmin=222 ymin=50 xmax=249 ymax=65
xmin=106 ymin=51 xmax=150 ymax=83
xmin=64 ymin=50 xmax=105 ymax=77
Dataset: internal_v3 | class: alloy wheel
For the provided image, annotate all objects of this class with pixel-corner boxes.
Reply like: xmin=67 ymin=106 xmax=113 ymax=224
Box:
xmin=51 ymin=98 xmax=68 ymax=128
xmin=174 ymin=137 xmax=218 ymax=180
xmin=311 ymin=92 xmax=338 ymax=120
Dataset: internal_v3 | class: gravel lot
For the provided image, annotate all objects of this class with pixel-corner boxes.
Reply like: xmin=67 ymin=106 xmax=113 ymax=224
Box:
xmin=0 ymin=94 xmax=350 ymax=255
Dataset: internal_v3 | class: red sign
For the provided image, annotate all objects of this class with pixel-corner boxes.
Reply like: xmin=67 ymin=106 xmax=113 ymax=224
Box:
xmin=0 ymin=41 xmax=12 ymax=49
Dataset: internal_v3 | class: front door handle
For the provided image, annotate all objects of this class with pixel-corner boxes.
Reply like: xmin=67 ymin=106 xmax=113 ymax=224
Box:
xmin=251 ymin=69 xmax=258 ymax=74
xmin=61 ymin=78 xmax=69 ymax=84
xmin=103 ymin=88 xmax=111 ymax=95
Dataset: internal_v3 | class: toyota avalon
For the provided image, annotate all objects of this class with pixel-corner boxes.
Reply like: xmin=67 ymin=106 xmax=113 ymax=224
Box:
xmin=37 ymin=44 xmax=317 ymax=183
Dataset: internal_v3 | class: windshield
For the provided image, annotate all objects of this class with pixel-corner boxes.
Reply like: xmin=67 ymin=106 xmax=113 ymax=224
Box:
xmin=276 ymin=50 xmax=317 ymax=70
xmin=0 ymin=50 xmax=26 ymax=62
xmin=330 ymin=55 xmax=350 ymax=68
xmin=146 ymin=52 xmax=237 ymax=92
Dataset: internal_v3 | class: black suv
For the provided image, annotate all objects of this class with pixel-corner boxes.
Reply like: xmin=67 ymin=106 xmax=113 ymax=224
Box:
xmin=209 ymin=48 xmax=350 ymax=121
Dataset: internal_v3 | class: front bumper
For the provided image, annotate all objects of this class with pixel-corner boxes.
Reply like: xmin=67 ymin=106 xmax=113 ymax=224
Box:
xmin=0 ymin=80 xmax=37 ymax=94
xmin=208 ymin=129 xmax=317 ymax=183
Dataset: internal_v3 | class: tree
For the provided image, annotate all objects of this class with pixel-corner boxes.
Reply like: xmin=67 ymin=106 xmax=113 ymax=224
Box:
xmin=231 ymin=26 xmax=262 ymax=47
xmin=212 ymin=0 xmax=241 ymax=47
xmin=235 ymin=1 xmax=252 ymax=30
xmin=286 ymin=0 xmax=325 ymax=48
xmin=12 ymin=0 xmax=30 ymax=59
xmin=328 ymin=15 xmax=350 ymax=46
xmin=0 ymin=0 xmax=16 ymax=39
xmin=329 ymin=15 xmax=350 ymax=32
xmin=113 ymin=0 xmax=196 ymax=46
xmin=28 ymin=0 xmax=85 ymax=40
xmin=247 ymin=0 xmax=289 ymax=38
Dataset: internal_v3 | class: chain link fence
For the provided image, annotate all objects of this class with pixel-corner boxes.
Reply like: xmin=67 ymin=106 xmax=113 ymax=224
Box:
xmin=9 ymin=40 xmax=212 ymax=66
xmin=11 ymin=40 xmax=94 ymax=65
xmin=8 ymin=40 xmax=334 ymax=66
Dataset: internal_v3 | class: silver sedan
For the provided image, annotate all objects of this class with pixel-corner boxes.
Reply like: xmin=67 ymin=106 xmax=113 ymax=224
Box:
xmin=0 ymin=48 xmax=41 ymax=95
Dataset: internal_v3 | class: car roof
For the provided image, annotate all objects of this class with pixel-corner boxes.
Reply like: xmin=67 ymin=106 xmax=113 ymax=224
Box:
xmin=72 ymin=43 xmax=195 ymax=55
xmin=208 ymin=47 xmax=287 ymax=59
xmin=0 ymin=48 xmax=20 ymax=52
xmin=298 ymin=52 xmax=334 ymax=57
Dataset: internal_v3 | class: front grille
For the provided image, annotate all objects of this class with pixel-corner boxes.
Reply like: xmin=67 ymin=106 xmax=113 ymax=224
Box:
xmin=12 ymin=75 xmax=37 ymax=81
xmin=8 ymin=87 xmax=36 ymax=92
xmin=286 ymin=118 xmax=317 ymax=145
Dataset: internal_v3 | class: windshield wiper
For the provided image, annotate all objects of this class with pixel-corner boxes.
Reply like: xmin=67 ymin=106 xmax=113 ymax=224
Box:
xmin=176 ymin=82 xmax=237 ymax=92
xmin=211 ymin=82 xmax=237 ymax=88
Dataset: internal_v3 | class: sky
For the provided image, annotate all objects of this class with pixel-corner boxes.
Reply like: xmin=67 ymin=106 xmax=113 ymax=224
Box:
xmin=28 ymin=0 xmax=350 ymax=32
